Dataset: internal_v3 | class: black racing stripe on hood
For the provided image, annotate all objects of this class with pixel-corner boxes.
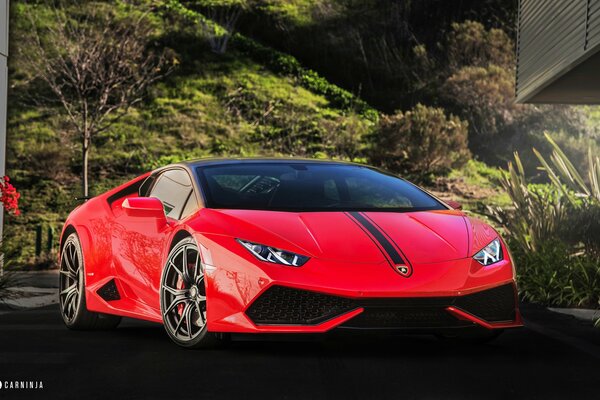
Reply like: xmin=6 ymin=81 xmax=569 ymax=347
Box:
xmin=347 ymin=212 xmax=405 ymax=265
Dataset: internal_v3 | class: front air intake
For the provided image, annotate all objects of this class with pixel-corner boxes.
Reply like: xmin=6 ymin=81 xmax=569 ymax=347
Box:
xmin=454 ymin=283 xmax=516 ymax=322
xmin=245 ymin=283 xmax=517 ymax=327
xmin=246 ymin=286 xmax=357 ymax=325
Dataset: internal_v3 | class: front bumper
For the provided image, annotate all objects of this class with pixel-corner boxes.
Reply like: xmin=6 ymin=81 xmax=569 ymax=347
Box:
xmin=202 ymin=243 xmax=522 ymax=333
xmin=245 ymin=283 xmax=522 ymax=332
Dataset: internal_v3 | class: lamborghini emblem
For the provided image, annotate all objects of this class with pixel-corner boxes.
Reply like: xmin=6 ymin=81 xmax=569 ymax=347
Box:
xmin=396 ymin=265 xmax=410 ymax=276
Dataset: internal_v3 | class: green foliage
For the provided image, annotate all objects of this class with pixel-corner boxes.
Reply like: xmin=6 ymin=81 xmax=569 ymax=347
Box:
xmin=489 ymin=155 xmax=570 ymax=252
xmin=535 ymin=132 xmax=600 ymax=204
xmin=232 ymin=34 xmax=378 ymax=121
xmin=445 ymin=160 xmax=511 ymax=209
xmin=446 ymin=20 xmax=514 ymax=70
xmin=442 ymin=65 xmax=516 ymax=138
xmin=490 ymin=135 xmax=600 ymax=309
xmin=439 ymin=21 xmax=587 ymax=165
xmin=513 ymin=241 xmax=600 ymax=309
xmin=5 ymin=1 xmax=377 ymax=267
xmin=254 ymin=0 xmax=316 ymax=25
xmin=370 ymin=104 xmax=470 ymax=181
xmin=450 ymin=159 xmax=504 ymax=184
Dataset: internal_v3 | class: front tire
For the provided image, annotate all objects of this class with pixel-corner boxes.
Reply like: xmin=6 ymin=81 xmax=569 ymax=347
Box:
xmin=59 ymin=232 xmax=121 ymax=330
xmin=160 ymin=237 xmax=223 ymax=348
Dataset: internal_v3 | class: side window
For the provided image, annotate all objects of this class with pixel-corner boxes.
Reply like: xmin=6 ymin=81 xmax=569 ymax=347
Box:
xmin=148 ymin=169 xmax=196 ymax=220
xmin=180 ymin=192 xmax=198 ymax=219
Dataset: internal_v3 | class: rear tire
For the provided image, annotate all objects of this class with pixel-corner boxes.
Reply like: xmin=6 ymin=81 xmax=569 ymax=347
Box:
xmin=160 ymin=236 xmax=226 ymax=349
xmin=59 ymin=233 xmax=121 ymax=330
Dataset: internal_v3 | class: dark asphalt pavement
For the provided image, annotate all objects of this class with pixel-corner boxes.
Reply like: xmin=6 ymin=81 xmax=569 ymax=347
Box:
xmin=0 ymin=304 xmax=599 ymax=400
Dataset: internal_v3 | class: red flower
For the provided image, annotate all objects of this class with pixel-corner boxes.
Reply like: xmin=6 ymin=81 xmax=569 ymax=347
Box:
xmin=0 ymin=175 xmax=21 ymax=216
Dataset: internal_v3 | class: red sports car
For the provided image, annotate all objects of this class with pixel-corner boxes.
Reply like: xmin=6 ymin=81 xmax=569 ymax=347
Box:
xmin=59 ymin=159 xmax=522 ymax=348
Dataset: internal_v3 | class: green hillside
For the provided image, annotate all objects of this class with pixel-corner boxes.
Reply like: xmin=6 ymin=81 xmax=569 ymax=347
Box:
xmin=5 ymin=1 xmax=375 ymax=264
xmin=4 ymin=0 xmax=599 ymax=290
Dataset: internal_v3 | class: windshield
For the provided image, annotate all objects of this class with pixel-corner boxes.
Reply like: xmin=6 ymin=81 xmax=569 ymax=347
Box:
xmin=196 ymin=163 xmax=446 ymax=212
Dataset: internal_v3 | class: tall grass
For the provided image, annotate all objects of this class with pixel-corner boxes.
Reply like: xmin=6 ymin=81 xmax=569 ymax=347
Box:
xmin=489 ymin=133 xmax=600 ymax=310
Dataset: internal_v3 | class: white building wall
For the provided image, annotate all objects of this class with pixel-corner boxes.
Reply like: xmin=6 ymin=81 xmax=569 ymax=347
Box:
xmin=0 ymin=0 xmax=9 ymax=239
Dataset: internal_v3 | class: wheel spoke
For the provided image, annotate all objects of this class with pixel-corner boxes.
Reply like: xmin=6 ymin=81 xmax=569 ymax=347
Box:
xmin=169 ymin=261 xmax=185 ymax=281
xmin=68 ymin=245 xmax=78 ymax=272
xmin=173 ymin=302 xmax=191 ymax=335
xmin=196 ymin=294 xmax=206 ymax=302
xmin=162 ymin=286 xmax=186 ymax=297
xmin=61 ymin=284 xmax=77 ymax=296
xmin=163 ymin=295 xmax=187 ymax=316
xmin=181 ymin=246 xmax=193 ymax=284
xmin=63 ymin=289 xmax=76 ymax=313
xmin=185 ymin=303 xmax=193 ymax=338
xmin=64 ymin=251 xmax=76 ymax=274
xmin=192 ymin=251 xmax=200 ymax=281
xmin=69 ymin=293 xmax=77 ymax=317
xmin=60 ymin=269 xmax=76 ymax=280
xmin=195 ymin=301 xmax=204 ymax=324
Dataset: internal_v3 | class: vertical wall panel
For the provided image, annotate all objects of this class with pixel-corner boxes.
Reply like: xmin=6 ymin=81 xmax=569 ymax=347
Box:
xmin=0 ymin=0 xmax=7 ymax=57
xmin=516 ymin=0 xmax=587 ymax=101
xmin=586 ymin=0 xmax=600 ymax=49
xmin=0 ymin=0 xmax=8 ymax=242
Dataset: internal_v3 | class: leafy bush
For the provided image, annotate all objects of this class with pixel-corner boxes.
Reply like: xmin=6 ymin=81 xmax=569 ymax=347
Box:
xmin=440 ymin=21 xmax=587 ymax=166
xmin=442 ymin=65 xmax=516 ymax=138
xmin=513 ymin=241 xmax=600 ymax=309
xmin=446 ymin=20 xmax=514 ymax=70
xmin=490 ymin=134 xmax=600 ymax=309
xmin=369 ymin=104 xmax=470 ymax=181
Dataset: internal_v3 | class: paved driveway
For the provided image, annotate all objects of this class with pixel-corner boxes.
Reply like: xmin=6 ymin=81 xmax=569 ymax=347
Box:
xmin=0 ymin=304 xmax=599 ymax=399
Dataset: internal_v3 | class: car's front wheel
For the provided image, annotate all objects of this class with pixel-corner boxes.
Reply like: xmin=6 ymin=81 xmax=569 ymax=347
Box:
xmin=160 ymin=237 xmax=224 ymax=348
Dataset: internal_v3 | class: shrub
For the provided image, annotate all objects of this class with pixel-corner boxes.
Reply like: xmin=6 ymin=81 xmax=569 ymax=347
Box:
xmin=489 ymin=134 xmax=600 ymax=309
xmin=369 ymin=104 xmax=470 ymax=181
xmin=446 ymin=20 xmax=514 ymax=70
xmin=442 ymin=65 xmax=516 ymax=139
xmin=513 ymin=240 xmax=600 ymax=309
xmin=440 ymin=21 xmax=587 ymax=165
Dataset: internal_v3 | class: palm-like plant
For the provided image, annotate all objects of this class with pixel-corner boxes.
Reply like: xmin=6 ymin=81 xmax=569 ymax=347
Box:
xmin=489 ymin=134 xmax=600 ymax=311
xmin=534 ymin=132 xmax=600 ymax=205
xmin=489 ymin=132 xmax=599 ymax=254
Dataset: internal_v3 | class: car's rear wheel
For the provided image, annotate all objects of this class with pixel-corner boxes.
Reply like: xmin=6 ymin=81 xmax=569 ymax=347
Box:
xmin=160 ymin=237 xmax=224 ymax=348
xmin=59 ymin=232 xmax=121 ymax=329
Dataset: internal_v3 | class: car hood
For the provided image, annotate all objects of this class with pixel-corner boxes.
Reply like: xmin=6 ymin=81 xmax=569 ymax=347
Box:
xmin=213 ymin=209 xmax=470 ymax=264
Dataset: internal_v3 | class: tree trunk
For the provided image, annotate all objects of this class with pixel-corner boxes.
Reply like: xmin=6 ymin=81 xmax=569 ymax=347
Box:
xmin=82 ymin=136 xmax=89 ymax=199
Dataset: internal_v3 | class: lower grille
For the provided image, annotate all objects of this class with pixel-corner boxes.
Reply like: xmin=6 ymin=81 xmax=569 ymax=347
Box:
xmin=246 ymin=286 xmax=357 ymax=325
xmin=455 ymin=283 xmax=516 ymax=322
xmin=246 ymin=283 xmax=517 ymax=327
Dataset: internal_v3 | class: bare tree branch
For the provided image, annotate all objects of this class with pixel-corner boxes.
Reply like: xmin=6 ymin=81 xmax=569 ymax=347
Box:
xmin=22 ymin=3 xmax=174 ymax=197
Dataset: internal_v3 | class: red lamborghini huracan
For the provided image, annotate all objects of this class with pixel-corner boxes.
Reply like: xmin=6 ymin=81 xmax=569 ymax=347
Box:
xmin=59 ymin=159 xmax=522 ymax=348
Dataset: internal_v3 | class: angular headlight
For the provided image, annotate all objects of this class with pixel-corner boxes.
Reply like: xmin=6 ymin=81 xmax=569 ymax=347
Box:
xmin=473 ymin=238 xmax=503 ymax=266
xmin=237 ymin=239 xmax=309 ymax=267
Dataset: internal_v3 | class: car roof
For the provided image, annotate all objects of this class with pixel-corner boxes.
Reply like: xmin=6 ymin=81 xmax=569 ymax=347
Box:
xmin=175 ymin=157 xmax=361 ymax=169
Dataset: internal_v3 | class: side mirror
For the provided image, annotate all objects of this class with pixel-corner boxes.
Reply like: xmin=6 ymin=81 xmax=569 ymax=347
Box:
xmin=122 ymin=197 xmax=166 ymax=219
xmin=446 ymin=200 xmax=463 ymax=210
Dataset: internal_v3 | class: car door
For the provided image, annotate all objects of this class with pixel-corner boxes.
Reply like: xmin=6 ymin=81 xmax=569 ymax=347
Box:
xmin=112 ymin=168 xmax=199 ymax=310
